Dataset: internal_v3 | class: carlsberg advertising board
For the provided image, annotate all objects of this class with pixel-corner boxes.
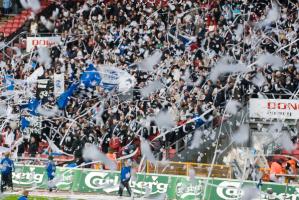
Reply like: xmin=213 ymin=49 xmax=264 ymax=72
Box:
xmin=11 ymin=165 xmax=299 ymax=200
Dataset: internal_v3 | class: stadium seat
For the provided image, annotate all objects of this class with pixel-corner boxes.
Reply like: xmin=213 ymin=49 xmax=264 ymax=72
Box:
xmin=281 ymin=150 xmax=291 ymax=155
xmin=21 ymin=10 xmax=30 ymax=15
xmin=4 ymin=29 xmax=11 ymax=36
xmin=4 ymin=24 xmax=13 ymax=29
xmin=291 ymin=149 xmax=299 ymax=155
xmin=10 ymin=28 xmax=18 ymax=33
xmin=12 ymin=24 xmax=21 ymax=29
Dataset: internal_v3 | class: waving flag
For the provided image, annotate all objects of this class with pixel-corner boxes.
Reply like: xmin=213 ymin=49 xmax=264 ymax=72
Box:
xmin=20 ymin=116 xmax=30 ymax=130
xmin=101 ymin=82 xmax=117 ymax=91
xmin=21 ymin=98 xmax=41 ymax=116
xmin=169 ymin=28 xmax=193 ymax=46
xmin=57 ymin=83 xmax=79 ymax=109
xmin=3 ymin=75 xmax=14 ymax=91
xmin=99 ymin=66 xmax=135 ymax=92
xmin=80 ymin=64 xmax=102 ymax=88
xmin=193 ymin=114 xmax=206 ymax=128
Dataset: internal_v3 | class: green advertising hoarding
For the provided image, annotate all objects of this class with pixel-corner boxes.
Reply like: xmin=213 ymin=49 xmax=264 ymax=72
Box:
xmin=11 ymin=165 xmax=299 ymax=200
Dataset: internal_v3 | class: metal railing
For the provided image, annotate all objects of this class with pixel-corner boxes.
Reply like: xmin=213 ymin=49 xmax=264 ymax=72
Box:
xmin=146 ymin=160 xmax=232 ymax=178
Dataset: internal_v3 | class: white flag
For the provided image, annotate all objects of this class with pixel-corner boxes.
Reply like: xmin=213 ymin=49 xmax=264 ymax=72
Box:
xmin=54 ymin=73 xmax=64 ymax=97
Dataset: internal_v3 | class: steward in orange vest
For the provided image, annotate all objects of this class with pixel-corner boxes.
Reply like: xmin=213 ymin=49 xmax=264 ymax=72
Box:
xmin=270 ymin=159 xmax=285 ymax=183
xmin=286 ymin=158 xmax=298 ymax=175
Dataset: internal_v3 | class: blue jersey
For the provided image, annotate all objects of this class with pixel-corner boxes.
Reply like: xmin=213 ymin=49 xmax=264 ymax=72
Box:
xmin=120 ymin=166 xmax=131 ymax=182
xmin=18 ymin=196 xmax=28 ymax=200
xmin=1 ymin=157 xmax=14 ymax=175
xmin=46 ymin=161 xmax=56 ymax=179
xmin=3 ymin=0 xmax=12 ymax=9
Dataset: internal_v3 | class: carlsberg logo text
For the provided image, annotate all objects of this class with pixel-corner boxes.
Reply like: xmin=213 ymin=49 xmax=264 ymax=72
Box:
xmin=12 ymin=172 xmax=44 ymax=185
xmin=85 ymin=172 xmax=168 ymax=194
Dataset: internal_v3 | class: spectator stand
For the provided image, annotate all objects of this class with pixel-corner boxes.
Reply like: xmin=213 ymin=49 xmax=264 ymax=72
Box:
xmin=0 ymin=0 xmax=53 ymax=37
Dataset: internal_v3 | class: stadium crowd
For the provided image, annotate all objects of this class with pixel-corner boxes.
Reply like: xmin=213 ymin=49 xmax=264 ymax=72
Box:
xmin=0 ymin=0 xmax=298 ymax=168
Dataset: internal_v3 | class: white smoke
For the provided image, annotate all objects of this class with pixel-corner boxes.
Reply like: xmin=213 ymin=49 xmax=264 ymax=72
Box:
xmin=118 ymin=73 xmax=135 ymax=93
xmin=154 ymin=111 xmax=176 ymax=130
xmin=241 ymin=186 xmax=260 ymax=200
xmin=140 ymin=138 xmax=157 ymax=165
xmin=265 ymin=123 xmax=296 ymax=152
xmin=138 ymin=50 xmax=163 ymax=72
xmin=46 ymin=136 xmax=62 ymax=154
xmin=140 ymin=80 xmax=164 ymax=97
xmin=40 ymin=16 xmax=54 ymax=31
xmin=188 ymin=168 xmax=196 ymax=182
xmin=51 ymin=8 xmax=59 ymax=20
xmin=251 ymin=72 xmax=266 ymax=87
xmin=20 ymin=0 xmax=41 ymax=12
xmin=189 ymin=130 xmax=203 ymax=149
xmin=235 ymin=24 xmax=244 ymax=41
xmin=0 ymin=103 xmax=7 ymax=116
xmin=232 ymin=124 xmax=249 ymax=144
xmin=255 ymin=53 xmax=283 ymax=70
xmin=82 ymin=144 xmax=117 ymax=170
xmin=225 ymin=100 xmax=241 ymax=115
xmin=37 ymin=47 xmax=52 ymax=69
xmin=210 ymin=57 xmax=248 ymax=82
xmin=260 ymin=4 xmax=280 ymax=27
xmin=279 ymin=134 xmax=296 ymax=152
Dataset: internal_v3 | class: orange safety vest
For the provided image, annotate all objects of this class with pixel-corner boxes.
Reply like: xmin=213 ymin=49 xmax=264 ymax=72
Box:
xmin=270 ymin=162 xmax=284 ymax=175
xmin=287 ymin=159 xmax=297 ymax=175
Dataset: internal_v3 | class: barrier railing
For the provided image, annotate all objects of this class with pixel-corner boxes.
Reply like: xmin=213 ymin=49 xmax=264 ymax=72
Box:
xmin=14 ymin=156 xmax=231 ymax=179
xmin=146 ymin=161 xmax=232 ymax=178
xmin=14 ymin=155 xmax=74 ymax=166
xmin=10 ymin=165 xmax=299 ymax=200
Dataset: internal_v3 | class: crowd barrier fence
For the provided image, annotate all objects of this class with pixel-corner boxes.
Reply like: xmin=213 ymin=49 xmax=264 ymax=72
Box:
xmin=10 ymin=164 xmax=299 ymax=200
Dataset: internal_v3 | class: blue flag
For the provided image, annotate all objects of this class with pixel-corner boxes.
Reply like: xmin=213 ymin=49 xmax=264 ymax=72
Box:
xmin=20 ymin=98 xmax=41 ymax=116
xmin=193 ymin=114 xmax=206 ymax=128
xmin=3 ymin=75 xmax=14 ymax=91
xmin=169 ymin=28 xmax=192 ymax=46
xmin=177 ymin=34 xmax=192 ymax=46
xmin=80 ymin=64 xmax=102 ymax=88
xmin=20 ymin=116 xmax=30 ymax=130
xmin=57 ymin=83 xmax=79 ymax=109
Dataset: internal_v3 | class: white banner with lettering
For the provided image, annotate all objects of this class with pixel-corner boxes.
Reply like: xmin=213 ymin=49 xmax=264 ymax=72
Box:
xmin=26 ymin=36 xmax=62 ymax=52
xmin=249 ymin=98 xmax=299 ymax=120
xmin=54 ymin=73 xmax=65 ymax=97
